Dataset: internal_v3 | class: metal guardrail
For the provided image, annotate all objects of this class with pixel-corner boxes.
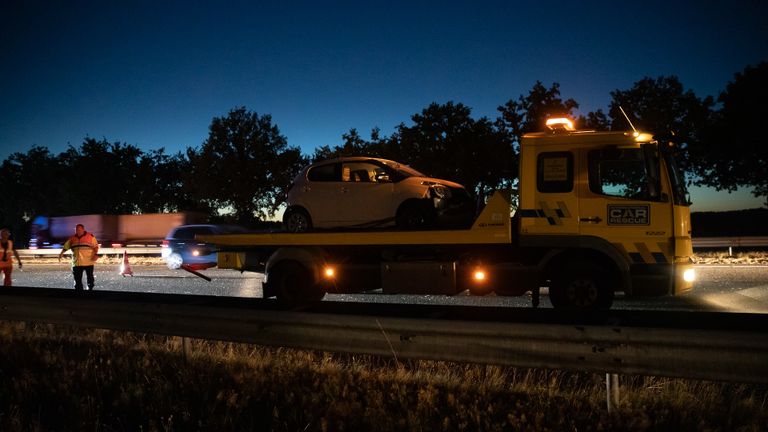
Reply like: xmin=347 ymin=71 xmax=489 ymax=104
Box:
xmin=692 ymin=236 xmax=768 ymax=248
xmin=18 ymin=247 xmax=163 ymax=257
xmin=0 ymin=288 xmax=766 ymax=384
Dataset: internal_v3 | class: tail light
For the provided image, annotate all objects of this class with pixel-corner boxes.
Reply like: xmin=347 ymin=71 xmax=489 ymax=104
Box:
xmin=162 ymin=240 xmax=169 ymax=248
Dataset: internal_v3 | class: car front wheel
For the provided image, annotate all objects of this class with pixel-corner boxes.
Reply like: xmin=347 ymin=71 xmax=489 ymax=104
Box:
xmin=396 ymin=201 xmax=435 ymax=230
xmin=166 ymin=252 xmax=183 ymax=270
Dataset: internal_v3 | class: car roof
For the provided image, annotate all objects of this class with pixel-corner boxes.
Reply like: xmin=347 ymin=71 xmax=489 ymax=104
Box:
xmin=308 ymin=156 xmax=397 ymax=167
xmin=171 ymin=224 xmax=219 ymax=230
xmin=167 ymin=224 xmax=247 ymax=237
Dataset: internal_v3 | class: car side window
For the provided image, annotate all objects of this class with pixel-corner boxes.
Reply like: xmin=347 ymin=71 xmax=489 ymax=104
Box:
xmin=174 ymin=226 xmax=213 ymax=240
xmin=342 ymin=162 xmax=380 ymax=182
xmin=307 ymin=163 xmax=339 ymax=182
xmin=174 ymin=228 xmax=194 ymax=240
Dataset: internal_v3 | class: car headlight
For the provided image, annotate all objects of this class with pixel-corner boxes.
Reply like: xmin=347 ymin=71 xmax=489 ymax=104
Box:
xmin=430 ymin=185 xmax=451 ymax=199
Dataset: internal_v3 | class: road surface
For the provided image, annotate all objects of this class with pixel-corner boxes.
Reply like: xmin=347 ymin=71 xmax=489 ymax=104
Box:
xmin=7 ymin=262 xmax=768 ymax=313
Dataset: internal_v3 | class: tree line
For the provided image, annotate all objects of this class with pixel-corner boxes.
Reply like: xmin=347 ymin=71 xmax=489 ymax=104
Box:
xmin=2 ymin=62 xmax=766 ymax=243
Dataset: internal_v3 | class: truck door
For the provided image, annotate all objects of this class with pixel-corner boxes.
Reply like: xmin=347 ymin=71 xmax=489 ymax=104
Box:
xmin=578 ymin=144 xmax=675 ymax=267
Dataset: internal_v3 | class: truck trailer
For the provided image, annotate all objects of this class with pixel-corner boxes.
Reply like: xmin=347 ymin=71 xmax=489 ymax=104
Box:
xmin=30 ymin=212 xmax=203 ymax=248
xmin=200 ymin=119 xmax=696 ymax=310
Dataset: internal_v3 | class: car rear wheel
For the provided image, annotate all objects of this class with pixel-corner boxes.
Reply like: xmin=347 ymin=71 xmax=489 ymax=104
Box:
xmin=284 ymin=208 xmax=312 ymax=233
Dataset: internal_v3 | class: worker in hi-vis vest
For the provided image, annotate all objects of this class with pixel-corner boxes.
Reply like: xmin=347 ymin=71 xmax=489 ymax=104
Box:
xmin=59 ymin=223 xmax=99 ymax=290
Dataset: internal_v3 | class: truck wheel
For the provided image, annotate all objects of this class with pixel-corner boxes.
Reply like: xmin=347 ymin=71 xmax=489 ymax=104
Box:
xmin=283 ymin=208 xmax=312 ymax=233
xmin=269 ymin=261 xmax=324 ymax=301
xmin=396 ymin=201 xmax=434 ymax=230
xmin=549 ymin=264 xmax=614 ymax=310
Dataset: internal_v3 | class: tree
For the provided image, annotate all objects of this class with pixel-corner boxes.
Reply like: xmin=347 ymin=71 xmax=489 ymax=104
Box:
xmin=133 ymin=149 xmax=194 ymax=213
xmin=578 ymin=109 xmax=611 ymax=131
xmin=692 ymin=62 xmax=768 ymax=206
xmin=497 ymin=81 xmax=580 ymax=148
xmin=604 ymin=76 xmax=713 ymax=173
xmin=312 ymin=128 xmax=375 ymax=162
xmin=0 ymin=146 xmax=64 ymax=245
xmin=57 ymin=138 xmax=146 ymax=214
xmin=385 ymin=102 xmax=513 ymax=196
xmin=187 ymin=107 xmax=307 ymax=224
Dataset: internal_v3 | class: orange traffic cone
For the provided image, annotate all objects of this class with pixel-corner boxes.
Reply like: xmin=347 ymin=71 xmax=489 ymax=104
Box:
xmin=120 ymin=250 xmax=133 ymax=277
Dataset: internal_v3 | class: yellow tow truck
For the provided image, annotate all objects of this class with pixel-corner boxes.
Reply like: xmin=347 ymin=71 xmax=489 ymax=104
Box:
xmin=201 ymin=118 xmax=695 ymax=310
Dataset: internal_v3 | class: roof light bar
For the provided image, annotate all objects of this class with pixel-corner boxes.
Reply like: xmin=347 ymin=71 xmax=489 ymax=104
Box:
xmin=545 ymin=117 xmax=575 ymax=131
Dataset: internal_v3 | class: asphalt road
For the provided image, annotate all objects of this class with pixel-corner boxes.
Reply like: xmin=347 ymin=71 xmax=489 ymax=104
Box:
xmin=7 ymin=262 xmax=768 ymax=313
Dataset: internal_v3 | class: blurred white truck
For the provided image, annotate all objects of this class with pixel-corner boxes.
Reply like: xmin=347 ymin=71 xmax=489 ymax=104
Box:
xmin=30 ymin=212 xmax=203 ymax=248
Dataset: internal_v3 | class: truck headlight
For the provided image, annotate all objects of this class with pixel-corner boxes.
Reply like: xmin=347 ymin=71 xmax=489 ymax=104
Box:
xmin=683 ymin=268 xmax=696 ymax=282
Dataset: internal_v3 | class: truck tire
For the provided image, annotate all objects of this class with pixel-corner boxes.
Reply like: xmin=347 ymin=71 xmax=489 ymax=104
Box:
xmin=549 ymin=263 xmax=614 ymax=310
xmin=283 ymin=208 xmax=312 ymax=233
xmin=396 ymin=201 xmax=435 ymax=230
xmin=269 ymin=261 xmax=325 ymax=301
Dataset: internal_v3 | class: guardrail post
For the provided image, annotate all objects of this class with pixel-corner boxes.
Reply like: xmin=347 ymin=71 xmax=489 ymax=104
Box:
xmin=182 ymin=336 xmax=191 ymax=363
xmin=605 ymin=373 xmax=620 ymax=412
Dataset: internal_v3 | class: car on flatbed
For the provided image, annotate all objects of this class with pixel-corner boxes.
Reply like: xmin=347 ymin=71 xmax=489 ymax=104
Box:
xmin=282 ymin=156 xmax=475 ymax=232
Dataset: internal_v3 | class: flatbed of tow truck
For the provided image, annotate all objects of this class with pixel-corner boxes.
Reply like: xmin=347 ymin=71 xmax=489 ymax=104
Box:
xmin=199 ymin=189 xmax=514 ymax=247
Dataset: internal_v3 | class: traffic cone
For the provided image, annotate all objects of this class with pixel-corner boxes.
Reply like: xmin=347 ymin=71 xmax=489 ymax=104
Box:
xmin=120 ymin=250 xmax=133 ymax=277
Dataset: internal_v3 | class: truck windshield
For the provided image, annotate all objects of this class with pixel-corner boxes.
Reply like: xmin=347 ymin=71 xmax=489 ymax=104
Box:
xmin=588 ymin=146 xmax=661 ymax=201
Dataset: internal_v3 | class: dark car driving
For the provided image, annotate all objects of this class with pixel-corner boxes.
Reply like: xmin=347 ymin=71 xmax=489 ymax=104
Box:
xmin=161 ymin=224 xmax=248 ymax=270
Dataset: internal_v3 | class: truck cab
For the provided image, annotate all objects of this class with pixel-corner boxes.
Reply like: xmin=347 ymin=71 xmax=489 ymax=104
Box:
xmin=518 ymin=118 xmax=695 ymax=306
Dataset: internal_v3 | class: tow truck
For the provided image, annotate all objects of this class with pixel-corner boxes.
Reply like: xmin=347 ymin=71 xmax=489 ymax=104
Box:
xmin=200 ymin=118 xmax=695 ymax=309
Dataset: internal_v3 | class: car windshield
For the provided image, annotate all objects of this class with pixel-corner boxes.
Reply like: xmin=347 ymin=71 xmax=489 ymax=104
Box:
xmin=381 ymin=160 xmax=425 ymax=178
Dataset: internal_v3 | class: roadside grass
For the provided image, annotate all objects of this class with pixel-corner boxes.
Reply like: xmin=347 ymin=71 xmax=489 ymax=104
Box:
xmin=0 ymin=322 xmax=765 ymax=431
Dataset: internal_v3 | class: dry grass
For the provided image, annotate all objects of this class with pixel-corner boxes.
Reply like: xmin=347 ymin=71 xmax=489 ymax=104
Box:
xmin=0 ymin=322 xmax=765 ymax=431
xmin=693 ymin=251 xmax=768 ymax=265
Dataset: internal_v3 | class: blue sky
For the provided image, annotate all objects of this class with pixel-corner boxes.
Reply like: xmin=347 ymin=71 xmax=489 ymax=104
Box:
xmin=2 ymin=1 xmax=767 ymax=211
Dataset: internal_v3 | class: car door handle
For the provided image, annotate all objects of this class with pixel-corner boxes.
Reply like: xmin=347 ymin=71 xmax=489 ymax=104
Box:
xmin=580 ymin=217 xmax=603 ymax=223
xmin=340 ymin=187 xmax=349 ymax=193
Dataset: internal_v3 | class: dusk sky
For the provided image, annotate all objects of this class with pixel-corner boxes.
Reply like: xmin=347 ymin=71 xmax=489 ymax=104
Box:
xmin=2 ymin=1 xmax=767 ymax=212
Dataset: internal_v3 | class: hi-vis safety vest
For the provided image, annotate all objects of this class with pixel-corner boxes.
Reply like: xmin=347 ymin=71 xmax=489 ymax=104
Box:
xmin=63 ymin=232 xmax=98 ymax=266
xmin=0 ymin=240 xmax=14 ymax=267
